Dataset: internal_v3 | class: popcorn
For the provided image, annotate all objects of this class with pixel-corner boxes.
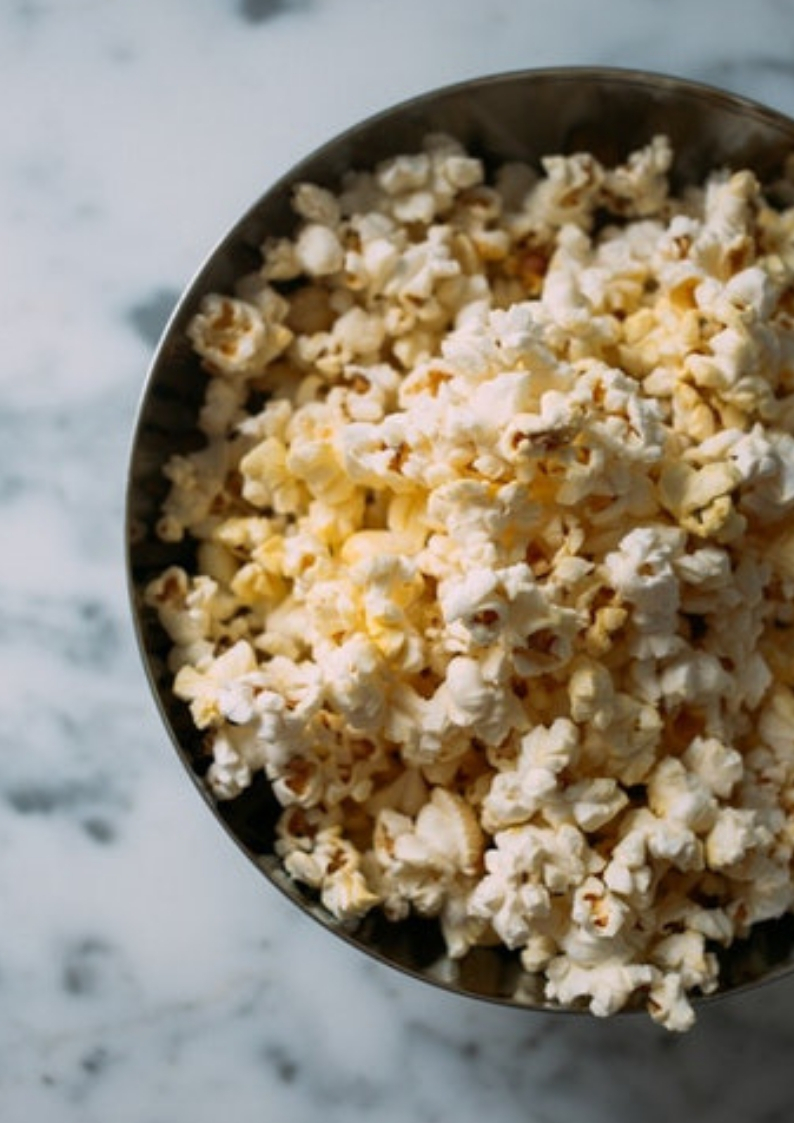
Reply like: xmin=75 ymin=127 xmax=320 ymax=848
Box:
xmin=470 ymin=821 xmax=600 ymax=947
xmin=187 ymin=292 xmax=292 ymax=377
xmin=482 ymin=718 xmax=580 ymax=832
xmin=571 ymin=875 xmax=631 ymax=939
xmin=647 ymin=757 xmax=717 ymax=833
xmin=546 ymin=957 xmax=657 ymax=1021
xmin=372 ymin=787 xmax=484 ymax=923
xmin=240 ymin=435 xmax=308 ymax=514
xmin=320 ymin=634 xmax=387 ymax=732
xmin=603 ymin=526 xmax=684 ymax=651
xmin=567 ymin=778 xmax=629 ymax=832
xmin=155 ymin=440 xmax=231 ymax=542
xmin=173 ymin=637 xmax=260 ymax=729
xmin=147 ymin=134 xmax=794 ymax=1031
xmin=204 ymin=726 xmax=257 ymax=801
xmin=705 ymin=807 xmax=762 ymax=869
xmin=658 ymin=459 xmax=746 ymax=542
xmin=283 ymin=825 xmax=381 ymax=921
xmin=682 ymin=736 xmax=743 ymax=799
xmin=293 ymin=223 xmax=345 ymax=277
xmin=145 ymin=567 xmax=223 ymax=659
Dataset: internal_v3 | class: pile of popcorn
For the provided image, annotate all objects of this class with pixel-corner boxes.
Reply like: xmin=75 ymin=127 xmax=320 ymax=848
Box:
xmin=145 ymin=133 xmax=794 ymax=1030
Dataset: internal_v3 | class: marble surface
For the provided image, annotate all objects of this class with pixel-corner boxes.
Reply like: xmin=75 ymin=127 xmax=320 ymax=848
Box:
xmin=4 ymin=1 xmax=794 ymax=1120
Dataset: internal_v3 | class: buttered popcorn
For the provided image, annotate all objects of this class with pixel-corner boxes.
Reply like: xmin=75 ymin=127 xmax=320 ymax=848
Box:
xmin=146 ymin=134 xmax=794 ymax=1031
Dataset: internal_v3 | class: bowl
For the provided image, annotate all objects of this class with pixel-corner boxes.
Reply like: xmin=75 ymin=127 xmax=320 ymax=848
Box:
xmin=126 ymin=66 xmax=794 ymax=1022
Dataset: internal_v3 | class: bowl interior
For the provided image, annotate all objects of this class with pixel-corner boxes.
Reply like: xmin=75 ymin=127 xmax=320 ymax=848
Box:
xmin=126 ymin=67 xmax=794 ymax=1010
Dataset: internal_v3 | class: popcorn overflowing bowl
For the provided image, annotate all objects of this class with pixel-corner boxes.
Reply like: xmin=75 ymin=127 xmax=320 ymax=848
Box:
xmin=126 ymin=67 xmax=794 ymax=1030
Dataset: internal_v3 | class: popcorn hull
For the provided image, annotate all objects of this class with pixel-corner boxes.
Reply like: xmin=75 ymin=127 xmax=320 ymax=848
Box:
xmin=126 ymin=67 xmax=794 ymax=1014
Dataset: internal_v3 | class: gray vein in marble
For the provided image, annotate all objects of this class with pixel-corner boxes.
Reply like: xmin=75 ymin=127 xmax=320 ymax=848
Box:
xmin=237 ymin=0 xmax=315 ymax=23
xmin=699 ymin=51 xmax=794 ymax=99
xmin=126 ymin=289 xmax=181 ymax=349
xmin=2 ymin=765 xmax=126 ymax=847
xmin=260 ymin=1039 xmax=301 ymax=1085
xmin=3 ymin=765 xmax=124 ymax=846
xmin=61 ymin=938 xmax=120 ymax=998
xmin=9 ymin=0 xmax=46 ymax=28
xmin=0 ymin=592 xmax=121 ymax=672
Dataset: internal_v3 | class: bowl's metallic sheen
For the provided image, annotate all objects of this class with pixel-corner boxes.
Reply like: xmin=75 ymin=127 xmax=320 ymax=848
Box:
xmin=126 ymin=67 xmax=794 ymax=1014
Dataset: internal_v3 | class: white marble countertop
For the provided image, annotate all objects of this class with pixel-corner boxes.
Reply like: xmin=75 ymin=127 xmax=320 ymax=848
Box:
xmin=4 ymin=1 xmax=794 ymax=1120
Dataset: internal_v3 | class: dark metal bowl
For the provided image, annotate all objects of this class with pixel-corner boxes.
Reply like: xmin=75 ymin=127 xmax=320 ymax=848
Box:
xmin=125 ymin=66 xmax=794 ymax=1015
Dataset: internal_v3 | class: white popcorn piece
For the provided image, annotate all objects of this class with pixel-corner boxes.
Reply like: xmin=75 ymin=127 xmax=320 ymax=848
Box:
xmin=247 ymin=656 xmax=325 ymax=774
xmin=187 ymin=293 xmax=292 ymax=377
xmin=205 ymin=726 xmax=254 ymax=800
xmin=239 ymin=435 xmax=308 ymax=514
xmin=147 ymin=134 xmax=794 ymax=1032
xmin=377 ymin=152 xmax=431 ymax=196
xmin=682 ymin=736 xmax=743 ymax=799
xmin=294 ymin=223 xmax=345 ymax=277
xmin=481 ymin=718 xmax=581 ymax=832
xmin=545 ymin=957 xmax=656 ymax=1020
xmin=438 ymin=565 xmax=507 ymax=645
xmin=603 ymin=134 xmax=673 ymax=215
xmin=705 ymin=808 xmax=762 ymax=869
xmin=471 ymin=821 xmax=586 ymax=948
xmin=145 ymin=567 xmax=224 ymax=660
xmin=156 ymin=439 xmax=231 ymax=542
xmin=571 ymin=875 xmax=631 ymax=939
xmin=647 ymin=757 xmax=717 ymax=833
xmin=646 ymin=972 xmax=697 ymax=1033
xmin=371 ymin=787 xmax=485 ymax=938
xmin=320 ymin=634 xmax=387 ymax=732
xmin=292 ymin=181 xmax=342 ymax=226
xmin=603 ymin=526 xmax=684 ymax=645
xmin=284 ymin=825 xmax=381 ymax=921
xmin=198 ymin=376 xmax=248 ymax=437
xmin=567 ymin=778 xmax=629 ymax=832
xmin=173 ymin=638 xmax=260 ymax=729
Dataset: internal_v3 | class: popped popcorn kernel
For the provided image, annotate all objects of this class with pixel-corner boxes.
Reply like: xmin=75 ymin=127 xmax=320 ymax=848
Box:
xmin=148 ymin=133 xmax=794 ymax=1031
xmin=188 ymin=292 xmax=292 ymax=377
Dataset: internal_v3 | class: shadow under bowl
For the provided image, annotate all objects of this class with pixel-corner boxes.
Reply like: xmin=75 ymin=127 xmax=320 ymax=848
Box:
xmin=125 ymin=66 xmax=794 ymax=1015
